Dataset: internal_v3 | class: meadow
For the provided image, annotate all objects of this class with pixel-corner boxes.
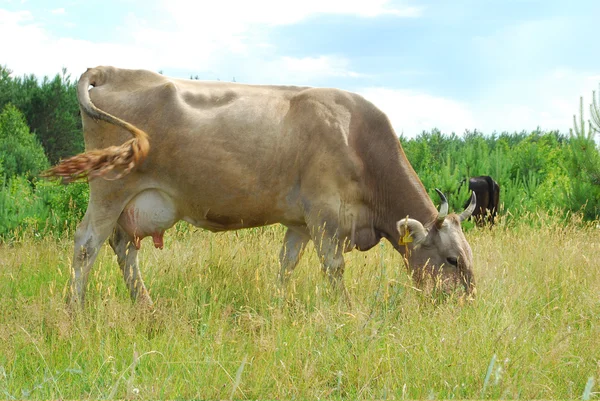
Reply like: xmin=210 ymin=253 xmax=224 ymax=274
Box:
xmin=0 ymin=213 xmax=598 ymax=399
xmin=1 ymin=65 xmax=600 ymax=399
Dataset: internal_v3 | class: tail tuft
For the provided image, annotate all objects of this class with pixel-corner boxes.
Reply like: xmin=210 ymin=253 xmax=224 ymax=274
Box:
xmin=43 ymin=134 xmax=149 ymax=183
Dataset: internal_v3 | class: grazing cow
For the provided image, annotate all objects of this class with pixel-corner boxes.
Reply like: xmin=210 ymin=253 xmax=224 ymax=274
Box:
xmin=460 ymin=176 xmax=500 ymax=226
xmin=45 ymin=66 xmax=477 ymax=309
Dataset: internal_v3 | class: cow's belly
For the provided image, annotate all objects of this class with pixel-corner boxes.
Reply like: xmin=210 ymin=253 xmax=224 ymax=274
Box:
xmin=118 ymin=189 xmax=179 ymax=249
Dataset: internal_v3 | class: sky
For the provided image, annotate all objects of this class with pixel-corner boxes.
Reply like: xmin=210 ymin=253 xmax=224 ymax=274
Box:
xmin=1 ymin=0 xmax=600 ymax=138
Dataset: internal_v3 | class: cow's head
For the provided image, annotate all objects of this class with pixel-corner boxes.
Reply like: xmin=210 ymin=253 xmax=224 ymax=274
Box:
xmin=397 ymin=190 xmax=476 ymax=296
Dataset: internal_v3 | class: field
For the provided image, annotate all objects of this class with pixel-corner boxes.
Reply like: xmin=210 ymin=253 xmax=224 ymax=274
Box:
xmin=0 ymin=215 xmax=599 ymax=399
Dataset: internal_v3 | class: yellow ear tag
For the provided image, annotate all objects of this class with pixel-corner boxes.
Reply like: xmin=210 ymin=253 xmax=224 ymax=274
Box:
xmin=399 ymin=231 xmax=413 ymax=245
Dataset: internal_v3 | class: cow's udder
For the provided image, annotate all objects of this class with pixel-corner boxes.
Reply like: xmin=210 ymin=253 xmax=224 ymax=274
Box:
xmin=118 ymin=189 xmax=178 ymax=249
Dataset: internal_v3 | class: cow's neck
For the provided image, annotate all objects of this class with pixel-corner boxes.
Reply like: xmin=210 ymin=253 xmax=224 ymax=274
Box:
xmin=349 ymin=112 xmax=438 ymax=247
xmin=375 ymin=146 xmax=438 ymax=244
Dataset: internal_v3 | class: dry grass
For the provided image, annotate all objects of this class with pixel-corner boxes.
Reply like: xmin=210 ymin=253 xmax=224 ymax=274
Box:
xmin=0 ymin=214 xmax=599 ymax=399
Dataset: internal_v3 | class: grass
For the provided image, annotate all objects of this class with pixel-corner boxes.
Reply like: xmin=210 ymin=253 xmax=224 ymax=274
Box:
xmin=0 ymin=214 xmax=599 ymax=399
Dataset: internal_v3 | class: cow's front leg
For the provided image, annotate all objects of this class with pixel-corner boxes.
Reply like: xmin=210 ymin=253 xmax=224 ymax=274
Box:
xmin=310 ymin=226 xmax=351 ymax=304
xmin=278 ymin=226 xmax=310 ymax=286
xmin=109 ymin=224 xmax=153 ymax=308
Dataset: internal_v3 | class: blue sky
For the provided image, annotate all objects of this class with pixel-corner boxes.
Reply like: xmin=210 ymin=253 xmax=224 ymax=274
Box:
xmin=1 ymin=0 xmax=599 ymax=137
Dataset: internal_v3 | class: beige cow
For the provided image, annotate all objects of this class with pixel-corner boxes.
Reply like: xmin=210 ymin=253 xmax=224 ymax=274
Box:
xmin=46 ymin=66 xmax=477 ymax=309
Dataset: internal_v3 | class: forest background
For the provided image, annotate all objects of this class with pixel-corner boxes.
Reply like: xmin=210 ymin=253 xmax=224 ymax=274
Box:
xmin=1 ymin=65 xmax=600 ymax=240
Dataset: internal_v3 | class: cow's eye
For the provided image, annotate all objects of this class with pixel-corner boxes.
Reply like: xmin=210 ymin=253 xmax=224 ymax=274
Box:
xmin=446 ymin=257 xmax=458 ymax=266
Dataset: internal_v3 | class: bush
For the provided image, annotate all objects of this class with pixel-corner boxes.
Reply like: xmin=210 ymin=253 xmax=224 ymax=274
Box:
xmin=0 ymin=104 xmax=49 ymax=179
xmin=0 ymin=176 xmax=88 ymax=240
xmin=36 ymin=180 xmax=89 ymax=235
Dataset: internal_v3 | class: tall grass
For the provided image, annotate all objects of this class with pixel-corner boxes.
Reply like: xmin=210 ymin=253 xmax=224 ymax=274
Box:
xmin=0 ymin=214 xmax=598 ymax=399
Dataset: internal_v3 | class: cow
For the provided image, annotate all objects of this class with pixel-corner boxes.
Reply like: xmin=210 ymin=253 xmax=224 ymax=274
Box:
xmin=45 ymin=66 xmax=477 ymax=309
xmin=460 ymin=176 xmax=500 ymax=226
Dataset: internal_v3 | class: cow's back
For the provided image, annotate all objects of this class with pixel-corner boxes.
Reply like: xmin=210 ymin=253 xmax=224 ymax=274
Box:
xmin=82 ymin=67 xmax=370 ymax=229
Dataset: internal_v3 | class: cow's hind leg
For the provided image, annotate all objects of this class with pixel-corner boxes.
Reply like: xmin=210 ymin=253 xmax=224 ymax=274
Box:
xmin=279 ymin=227 xmax=310 ymax=286
xmin=69 ymin=211 xmax=117 ymax=309
xmin=109 ymin=224 xmax=153 ymax=308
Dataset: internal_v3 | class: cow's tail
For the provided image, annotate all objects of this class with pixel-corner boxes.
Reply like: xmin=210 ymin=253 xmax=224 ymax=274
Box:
xmin=42 ymin=67 xmax=150 ymax=183
xmin=483 ymin=176 xmax=495 ymax=209
xmin=482 ymin=176 xmax=500 ymax=224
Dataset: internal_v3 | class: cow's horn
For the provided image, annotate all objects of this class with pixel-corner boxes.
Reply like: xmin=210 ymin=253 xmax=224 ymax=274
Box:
xmin=460 ymin=191 xmax=477 ymax=222
xmin=435 ymin=188 xmax=448 ymax=224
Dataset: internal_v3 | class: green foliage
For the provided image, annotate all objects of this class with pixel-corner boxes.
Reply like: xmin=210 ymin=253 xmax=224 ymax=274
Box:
xmin=401 ymin=129 xmax=575 ymax=220
xmin=0 ymin=177 xmax=88 ymax=240
xmin=36 ymin=180 xmax=89 ymax=235
xmin=26 ymin=69 xmax=83 ymax=163
xmin=0 ymin=104 xmax=49 ymax=179
xmin=0 ymin=66 xmax=88 ymax=240
xmin=0 ymin=65 xmax=83 ymax=164
xmin=565 ymin=92 xmax=600 ymax=219
xmin=0 ymin=175 xmax=46 ymax=238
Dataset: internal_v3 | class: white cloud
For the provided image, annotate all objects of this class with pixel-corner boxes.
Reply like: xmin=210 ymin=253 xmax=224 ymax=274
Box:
xmin=473 ymin=68 xmax=600 ymax=134
xmin=468 ymin=18 xmax=600 ymax=133
xmin=0 ymin=8 xmax=32 ymax=22
xmin=1 ymin=0 xmax=417 ymax=82
xmin=160 ymin=0 xmax=421 ymax=29
xmin=359 ymin=87 xmax=477 ymax=137
xmin=3 ymin=2 xmax=597 ymax=139
xmin=0 ymin=9 xmax=160 ymax=78
xmin=122 ymin=0 xmax=419 ymax=75
xmin=359 ymin=66 xmax=600 ymax=138
xmin=284 ymin=56 xmax=364 ymax=77
xmin=359 ymin=69 xmax=600 ymax=139
xmin=264 ymin=56 xmax=365 ymax=84
xmin=473 ymin=19 xmax=565 ymax=68
xmin=0 ymin=7 xmax=364 ymax=86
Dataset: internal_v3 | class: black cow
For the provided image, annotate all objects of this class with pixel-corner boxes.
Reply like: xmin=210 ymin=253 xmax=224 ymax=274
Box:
xmin=460 ymin=176 xmax=500 ymax=226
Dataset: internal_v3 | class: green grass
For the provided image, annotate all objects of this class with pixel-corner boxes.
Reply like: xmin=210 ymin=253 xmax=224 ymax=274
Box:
xmin=0 ymin=215 xmax=599 ymax=399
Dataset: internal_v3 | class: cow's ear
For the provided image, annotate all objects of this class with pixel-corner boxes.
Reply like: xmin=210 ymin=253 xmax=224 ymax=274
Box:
xmin=397 ymin=218 xmax=428 ymax=246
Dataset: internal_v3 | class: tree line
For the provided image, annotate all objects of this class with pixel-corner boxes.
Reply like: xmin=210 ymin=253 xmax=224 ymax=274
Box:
xmin=0 ymin=65 xmax=599 ymax=239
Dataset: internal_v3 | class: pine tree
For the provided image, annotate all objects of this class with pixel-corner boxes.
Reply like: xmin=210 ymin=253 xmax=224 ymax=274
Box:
xmin=0 ymin=104 xmax=49 ymax=178
xmin=566 ymin=87 xmax=600 ymax=218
